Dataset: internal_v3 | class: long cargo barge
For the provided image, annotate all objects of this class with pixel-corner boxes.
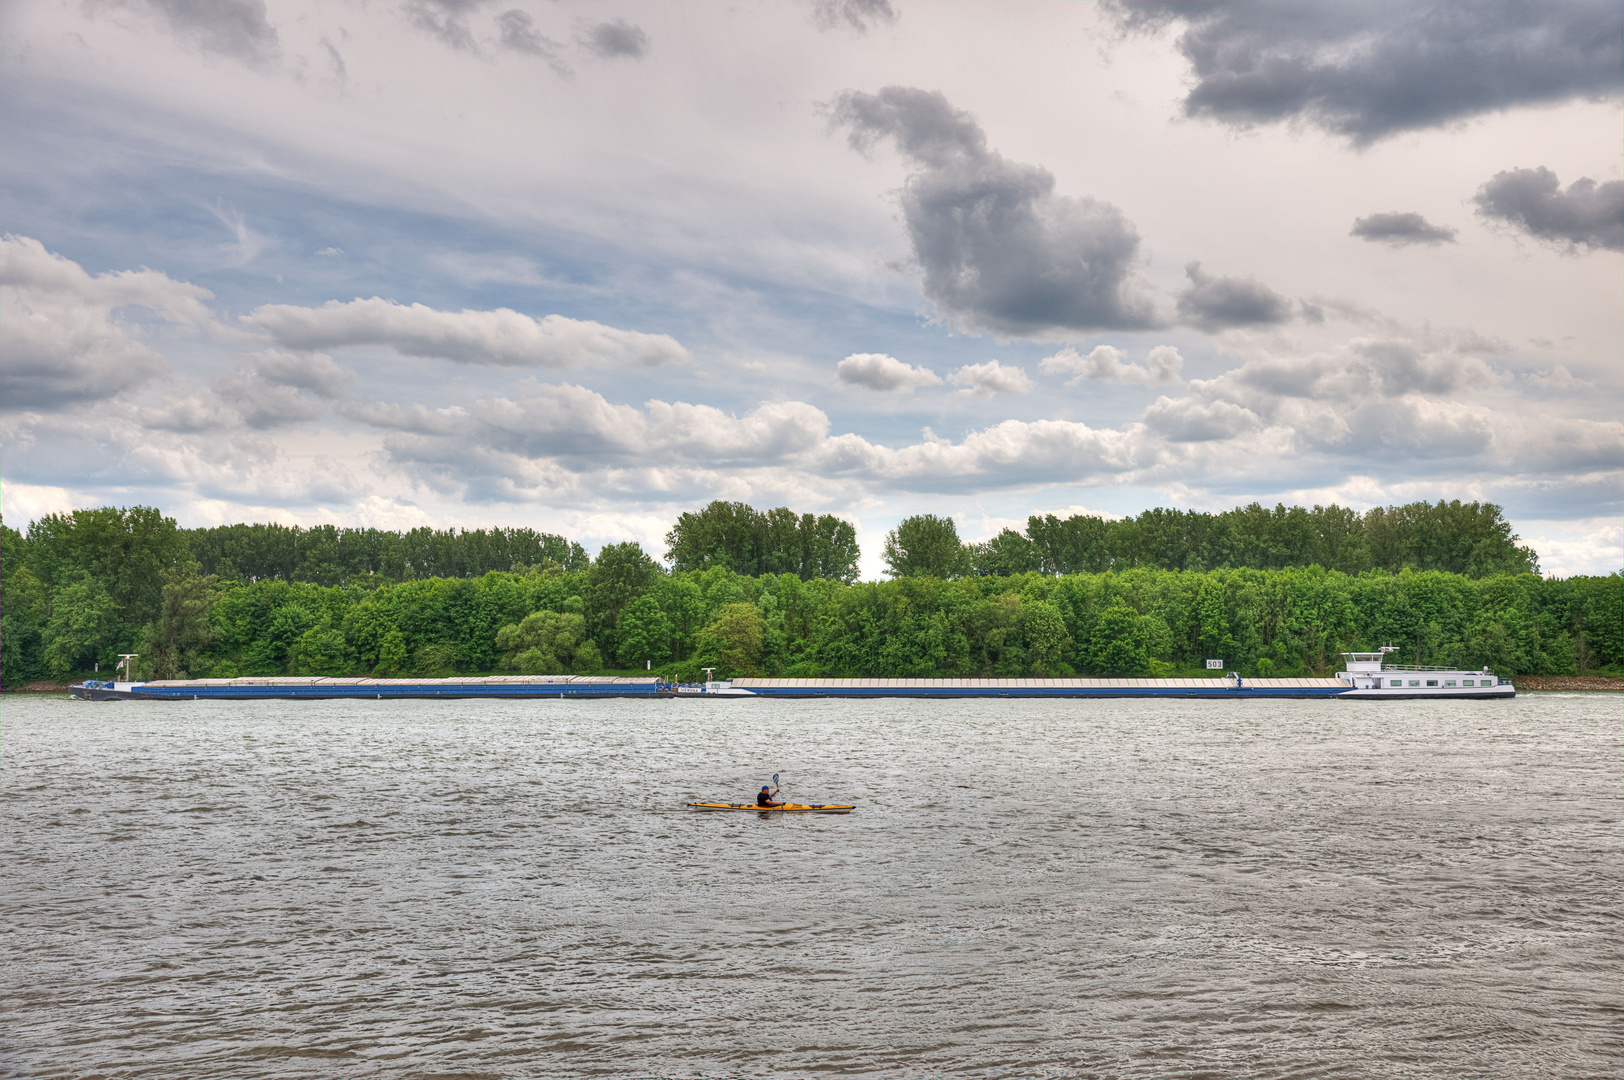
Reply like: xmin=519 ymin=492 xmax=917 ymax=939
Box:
xmin=71 ymin=652 xmax=1513 ymax=702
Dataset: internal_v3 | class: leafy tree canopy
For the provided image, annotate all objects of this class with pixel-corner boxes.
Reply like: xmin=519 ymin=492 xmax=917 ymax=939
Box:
xmin=665 ymin=501 xmax=859 ymax=582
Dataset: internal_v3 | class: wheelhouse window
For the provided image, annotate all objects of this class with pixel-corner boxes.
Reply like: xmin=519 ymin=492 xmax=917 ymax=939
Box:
xmin=1444 ymin=680 xmax=1456 ymax=687
xmin=1426 ymin=680 xmax=1438 ymax=687
xmin=1409 ymin=680 xmax=1421 ymax=687
xmin=1390 ymin=679 xmax=1404 ymax=687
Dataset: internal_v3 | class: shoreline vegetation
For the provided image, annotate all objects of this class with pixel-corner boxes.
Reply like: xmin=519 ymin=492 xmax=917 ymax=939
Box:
xmin=3 ymin=500 xmax=1619 ymax=687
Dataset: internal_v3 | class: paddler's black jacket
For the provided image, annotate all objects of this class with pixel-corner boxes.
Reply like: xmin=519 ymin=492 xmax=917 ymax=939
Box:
xmin=756 ymin=790 xmax=777 ymax=806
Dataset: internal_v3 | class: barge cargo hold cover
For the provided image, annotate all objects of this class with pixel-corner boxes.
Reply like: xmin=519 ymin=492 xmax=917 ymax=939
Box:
xmin=702 ymin=677 xmax=1349 ymax=698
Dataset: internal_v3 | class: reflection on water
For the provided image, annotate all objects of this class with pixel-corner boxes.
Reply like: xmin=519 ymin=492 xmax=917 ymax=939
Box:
xmin=2 ymin=695 xmax=1619 ymax=1078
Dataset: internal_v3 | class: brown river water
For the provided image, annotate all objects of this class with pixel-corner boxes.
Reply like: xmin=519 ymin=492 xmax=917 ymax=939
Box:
xmin=2 ymin=694 xmax=1619 ymax=1078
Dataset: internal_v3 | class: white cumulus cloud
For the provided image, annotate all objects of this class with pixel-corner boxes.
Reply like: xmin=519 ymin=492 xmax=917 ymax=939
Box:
xmin=949 ymin=359 xmax=1032 ymax=397
xmin=836 ymin=352 xmax=941 ymax=391
xmin=1040 ymin=344 xmax=1184 ymax=386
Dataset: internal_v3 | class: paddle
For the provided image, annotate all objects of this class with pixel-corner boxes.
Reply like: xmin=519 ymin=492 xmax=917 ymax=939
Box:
xmin=772 ymin=772 xmax=781 ymax=807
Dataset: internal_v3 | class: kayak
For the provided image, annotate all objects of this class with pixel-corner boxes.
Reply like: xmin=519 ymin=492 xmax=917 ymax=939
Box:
xmin=687 ymin=801 xmax=854 ymax=814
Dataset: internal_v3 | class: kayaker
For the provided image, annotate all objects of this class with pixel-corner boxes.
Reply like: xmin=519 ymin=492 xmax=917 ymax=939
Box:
xmin=756 ymin=784 xmax=782 ymax=808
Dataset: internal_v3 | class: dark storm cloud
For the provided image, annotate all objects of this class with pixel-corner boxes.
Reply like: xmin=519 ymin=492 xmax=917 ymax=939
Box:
xmin=1350 ymin=212 xmax=1458 ymax=246
xmin=580 ymin=19 xmax=649 ymax=59
xmin=1474 ymin=167 xmax=1624 ymax=252
xmin=1175 ymin=263 xmax=1294 ymax=330
xmin=811 ymin=1 xmax=899 ymax=34
xmin=118 ymin=0 xmax=281 ymax=66
xmin=831 ymin=86 xmax=1161 ymax=336
xmin=1111 ymin=0 xmax=1624 ymax=144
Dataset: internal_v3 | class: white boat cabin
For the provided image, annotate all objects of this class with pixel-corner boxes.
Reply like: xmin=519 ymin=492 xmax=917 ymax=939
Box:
xmin=1336 ymin=646 xmax=1513 ymax=698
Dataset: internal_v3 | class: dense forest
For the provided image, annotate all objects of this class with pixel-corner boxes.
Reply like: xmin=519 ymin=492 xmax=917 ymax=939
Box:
xmin=2 ymin=501 xmax=1616 ymax=686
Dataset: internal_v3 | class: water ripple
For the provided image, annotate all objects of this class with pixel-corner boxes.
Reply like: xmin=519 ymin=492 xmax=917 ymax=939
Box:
xmin=2 ymin=695 xmax=1620 ymax=1078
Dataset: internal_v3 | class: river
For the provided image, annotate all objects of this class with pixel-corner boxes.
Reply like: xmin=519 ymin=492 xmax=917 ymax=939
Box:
xmin=2 ymin=694 xmax=1619 ymax=1078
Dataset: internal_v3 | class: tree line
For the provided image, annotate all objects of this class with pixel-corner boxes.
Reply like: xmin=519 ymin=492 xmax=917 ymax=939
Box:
xmin=2 ymin=500 xmax=1613 ymax=687
xmin=894 ymin=500 xmax=1540 ymax=579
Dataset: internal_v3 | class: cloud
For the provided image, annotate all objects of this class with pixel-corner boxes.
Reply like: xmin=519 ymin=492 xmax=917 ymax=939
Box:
xmin=1528 ymin=365 xmax=1591 ymax=389
xmin=811 ymin=1 xmax=899 ymax=34
xmin=1176 ymin=263 xmax=1294 ymax=330
xmin=1201 ymin=338 xmax=1499 ymax=404
xmin=949 ymin=359 xmax=1032 ymax=397
xmin=355 ymin=380 xmax=1152 ymax=501
xmin=831 ymin=86 xmax=1162 ymax=336
xmin=3 ymin=404 xmax=298 ymax=502
xmin=580 ymin=19 xmax=649 ymax=59
xmin=113 ymin=0 xmax=282 ymax=67
xmin=497 ymin=9 xmax=570 ymax=75
xmin=1473 ymin=167 xmax=1624 ymax=252
xmin=320 ymin=37 xmax=347 ymax=85
xmin=816 ymin=417 xmax=1144 ymax=491
xmin=0 ymin=235 xmax=214 ymax=409
xmin=404 ymin=0 xmax=481 ymax=54
xmin=137 ymin=351 xmax=356 ymax=433
xmin=213 ymin=358 xmax=344 ymax=429
xmin=1040 ymin=344 xmax=1183 ymax=386
xmin=1111 ymin=1 xmax=1624 ymax=144
xmin=316 ymin=247 xmax=344 ymax=258
xmin=836 ymin=352 xmax=940 ymax=391
xmin=355 ymin=383 xmax=832 ymax=500
xmin=207 ymin=203 xmax=270 ymax=266
xmin=361 ymin=383 xmax=829 ymax=465
xmin=1142 ymin=395 xmax=1264 ymax=443
xmin=1350 ymin=212 xmax=1458 ymax=246
xmin=241 ymin=297 xmax=689 ymax=368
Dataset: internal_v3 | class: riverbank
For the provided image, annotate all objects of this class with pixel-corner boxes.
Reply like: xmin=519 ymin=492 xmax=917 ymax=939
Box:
xmin=1512 ymin=676 xmax=1624 ymax=691
xmin=2 ymin=681 xmax=74 ymax=694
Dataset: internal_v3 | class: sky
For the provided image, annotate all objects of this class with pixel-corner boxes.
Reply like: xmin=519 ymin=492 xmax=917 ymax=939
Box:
xmin=2 ymin=0 xmax=1620 ymax=578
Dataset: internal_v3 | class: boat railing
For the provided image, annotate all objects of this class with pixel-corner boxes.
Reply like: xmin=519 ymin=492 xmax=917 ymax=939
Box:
xmin=1376 ymin=663 xmax=1487 ymax=673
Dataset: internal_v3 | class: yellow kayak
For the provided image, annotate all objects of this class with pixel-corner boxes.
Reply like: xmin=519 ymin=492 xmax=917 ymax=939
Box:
xmin=687 ymin=801 xmax=854 ymax=814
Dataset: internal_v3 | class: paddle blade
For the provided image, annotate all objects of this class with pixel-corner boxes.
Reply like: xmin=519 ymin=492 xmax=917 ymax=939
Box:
xmin=772 ymin=773 xmax=779 ymax=787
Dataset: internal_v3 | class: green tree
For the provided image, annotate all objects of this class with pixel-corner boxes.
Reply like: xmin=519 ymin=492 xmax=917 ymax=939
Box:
xmin=1088 ymin=604 xmax=1151 ymax=676
xmin=615 ymin=595 xmax=672 ymax=667
xmin=290 ymin=626 xmax=352 ymax=676
xmin=884 ymin=515 xmax=967 ymax=578
xmin=1018 ymin=598 xmax=1072 ymax=675
xmin=695 ymin=602 xmax=767 ymax=677
xmin=494 ymin=610 xmax=589 ymax=673
xmin=1 ymin=521 xmax=49 ymax=685
xmin=665 ymin=500 xmax=860 ymax=581
xmin=587 ymin=542 xmax=660 ymax=654
xmin=413 ymin=643 xmax=460 ymax=677
xmin=969 ymin=529 xmax=1041 ymax=576
xmin=373 ymin=630 xmax=409 ymax=677
xmin=42 ymin=573 xmax=122 ymax=678
xmin=134 ymin=561 xmax=221 ymax=679
xmin=572 ymin=640 xmax=604 ymax=674
xmin=27 ymin=506 xmax=188 ymax=630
